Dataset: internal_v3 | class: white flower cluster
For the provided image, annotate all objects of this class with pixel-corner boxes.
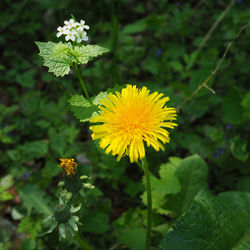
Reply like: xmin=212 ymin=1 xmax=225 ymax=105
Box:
xmin=56 ymin=18 xmax=89 ymax=43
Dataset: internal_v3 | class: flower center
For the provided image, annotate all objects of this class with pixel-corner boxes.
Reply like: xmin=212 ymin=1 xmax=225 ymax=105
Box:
xmin=58 ymin=158 xmax=77 ymax=176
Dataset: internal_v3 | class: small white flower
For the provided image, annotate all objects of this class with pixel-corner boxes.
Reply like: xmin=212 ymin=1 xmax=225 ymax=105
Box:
xmin=76 ymin=34 xmax=82 ymax=43
xmin=56 ymin=18 xmax=89 ymax=43
xmin=64 ymin=19 xmax=76 ymax=28
xmin=76 ymin=26 xmax=84 ymax=32
xmin=81 ymin=31 xmax=88 ymax=41
xmin=80 ymin=20 xmax=89 ymax=30
xmin=56 ymin=26 xmax=66 ymax=37
xmin=65 ymin=29 xmax=77 ymax=41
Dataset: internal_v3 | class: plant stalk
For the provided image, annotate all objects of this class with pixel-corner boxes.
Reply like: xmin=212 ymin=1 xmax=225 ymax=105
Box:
xmin=73 ymin=63 xmax=91 ymax=102
xmin=74 ymin=232 xmax=93 ymax=250
xmin=141 ymin=157 xmax=152 ymax=250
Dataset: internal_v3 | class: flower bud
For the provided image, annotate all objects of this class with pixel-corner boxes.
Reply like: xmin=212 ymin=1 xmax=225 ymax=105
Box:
xmin=54 ymin=203 xmax=71 ymax=224
xmin=64 ymin=174 xmax=82 ymax=193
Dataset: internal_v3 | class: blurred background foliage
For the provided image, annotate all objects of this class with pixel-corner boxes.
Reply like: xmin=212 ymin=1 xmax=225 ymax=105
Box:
xmin=0 ymin=0 xmax=250 ymax=249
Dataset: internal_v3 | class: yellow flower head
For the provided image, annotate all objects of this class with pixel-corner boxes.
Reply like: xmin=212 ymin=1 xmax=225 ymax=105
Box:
xmin=90 ymin=85 xmax=177 ymax=163
xmin=58 ymin=158 xmax=77 ymax=176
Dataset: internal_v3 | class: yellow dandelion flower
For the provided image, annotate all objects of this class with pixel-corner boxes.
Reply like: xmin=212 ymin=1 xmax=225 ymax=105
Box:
xmin=58 ymin=158 xmax=77 ymax=176
xmin=89 ymin=85 xmax=177 ymax=163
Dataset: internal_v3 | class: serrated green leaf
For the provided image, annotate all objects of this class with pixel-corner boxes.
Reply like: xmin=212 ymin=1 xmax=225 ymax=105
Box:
xmin=36 ymin=41 xmax=73 ymax=77
xmin=158 ymin=190 xmax=250 ymax=250
xmin=69 ymin=94 xmax=92 ymax=107
xmin=36 ymin=42 xmax=109 ymax=77
xmin=19 ymin=184 xmax=52 ymax=216
xmin=68 ymin=93 xmax=100 ymax=122
xmin=69 ymin=104 xmax=98 ymax=123
xmin=92 ymin=91 xmax=109 ymax=105
xmin=74 ymin=44 xmax=109 ymax=64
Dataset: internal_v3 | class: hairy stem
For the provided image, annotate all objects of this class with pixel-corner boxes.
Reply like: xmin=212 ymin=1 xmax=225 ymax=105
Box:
xmin=73 ymin=63 xmax=91 ymax=102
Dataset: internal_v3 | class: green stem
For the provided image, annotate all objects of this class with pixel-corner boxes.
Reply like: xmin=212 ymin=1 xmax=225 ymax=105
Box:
xmin=141 ymin=157 xmax=152 ymax=250
xmin=73 ymin=63 xmax=91 ymax=102
xmin=74 ymin=232 xmax=93 ymax=250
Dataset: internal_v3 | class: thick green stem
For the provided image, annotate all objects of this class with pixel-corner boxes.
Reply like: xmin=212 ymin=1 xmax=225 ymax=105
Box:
xmin=74 ymin=232 xmax=93 ymax=250
xmin=141 ymin=157 xmax=152 ymax=250
xmin=73 ymin=63 xmax=91 ymax=102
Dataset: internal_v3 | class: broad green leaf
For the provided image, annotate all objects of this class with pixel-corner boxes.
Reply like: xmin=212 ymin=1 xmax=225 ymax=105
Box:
xmin=74 ymin=45 xmax=109 ymax=64
xmin=69 ymin=94 xmax=99 ymax=122
xmin=36 ymin=42 xmax=109 ymax=77
xmin=163 ymin=154 xmax=208 ymax=217
xmin=141 ymin=157 xmax=181 ymax=215
xmin=69 ymin=91 xmax=110 ymax=122
xmin=118 ymin=228 xmax=146 ymax=250
xmin=222 ymin=85 xmax=243 ymax=125
xmin=19 ymin=184 xmax=52 ymax=216
xmin=158 ymin=190 xmax=250 ymax=250
xmin=36 ymin=41 xmax=73 ymax=77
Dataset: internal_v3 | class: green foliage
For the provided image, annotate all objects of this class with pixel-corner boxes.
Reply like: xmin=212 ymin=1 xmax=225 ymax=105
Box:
xmin=241 ymin=92 xmax=250 ymax=119
xmin=141 ymin=157 xmax=181 ymax=215
xmin=82 ymin=212 xmax=109 ymax=234
xmin=118 ymin=228 xmax=146 ymax=250
xmin=68 ymin=94 xmax=99 ymax=122
xmin=19 ymin=184 xmax=53 ymax=216
xmin=158 ymin=190 xmax=250 ymax=250
xmin=162 ymin=154 xmax=208 ymax=217
xmin=69 ymin=91 xmax=109 ymax=122
xmin=222 ymin=85 xmax=243 ymax=125
xmin=36 ymin=42 xmax=109 ymax=77
xmin=0 ymin=175 xmax=14 ymax=201
xmin=230 ymin=136 xmax=249 ymax=162
xmin=18 ymin=217 xmax=42 ymax=240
